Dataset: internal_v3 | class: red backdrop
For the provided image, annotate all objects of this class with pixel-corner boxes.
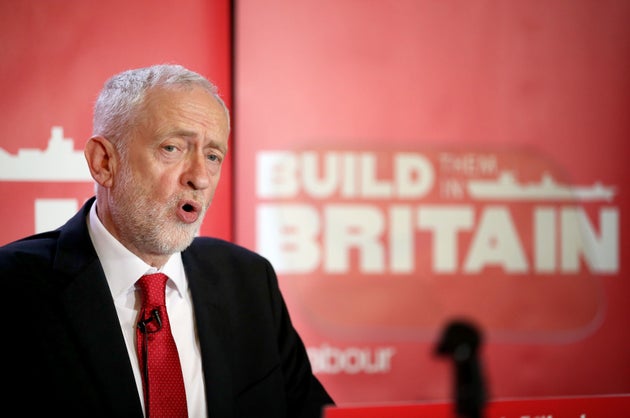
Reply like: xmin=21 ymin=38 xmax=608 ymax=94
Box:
xmin=234 ymin=0 xmax=630 ymax=404
xmin=1 ymin=0 xmax=629 ymax=407
xmin=0 ymin=0 xmax=232 ymax=243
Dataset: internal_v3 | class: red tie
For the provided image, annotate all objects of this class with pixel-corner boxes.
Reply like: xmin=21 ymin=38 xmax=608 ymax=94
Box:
xmin=136 ymin=273 xmax=188 ymax=418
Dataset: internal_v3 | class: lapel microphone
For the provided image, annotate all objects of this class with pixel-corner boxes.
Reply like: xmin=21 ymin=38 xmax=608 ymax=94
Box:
xmin=138 ymin=309 xmax=162 ymax=334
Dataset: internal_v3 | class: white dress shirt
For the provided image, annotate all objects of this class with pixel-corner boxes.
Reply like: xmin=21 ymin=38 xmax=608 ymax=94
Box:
xmin=86 ymin=201 xmax=207 ymax=418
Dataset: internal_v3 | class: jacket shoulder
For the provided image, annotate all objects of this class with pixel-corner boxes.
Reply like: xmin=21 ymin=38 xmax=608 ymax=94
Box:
xmin=0 ymin=230 xmax=60 ymax=271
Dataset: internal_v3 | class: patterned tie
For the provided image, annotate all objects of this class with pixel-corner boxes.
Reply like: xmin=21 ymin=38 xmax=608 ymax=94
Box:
xmin=136 ymin=273 xmax=188 ymax=418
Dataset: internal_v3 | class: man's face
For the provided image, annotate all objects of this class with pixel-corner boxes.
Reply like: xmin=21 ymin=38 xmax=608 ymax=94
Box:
xmin=109 ymin=85 xmax=229 ymax=259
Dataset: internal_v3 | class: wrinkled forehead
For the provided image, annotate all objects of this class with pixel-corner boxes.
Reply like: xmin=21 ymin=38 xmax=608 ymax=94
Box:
xmin=142 ymin=84 xmax=230 ymax=130
xmin=135 ymin=86 xmax=230 ymax=150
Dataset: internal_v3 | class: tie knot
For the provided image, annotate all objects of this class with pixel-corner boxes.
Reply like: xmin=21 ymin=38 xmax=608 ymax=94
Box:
xmin=137 ymin=273 xmax=168 ymax=308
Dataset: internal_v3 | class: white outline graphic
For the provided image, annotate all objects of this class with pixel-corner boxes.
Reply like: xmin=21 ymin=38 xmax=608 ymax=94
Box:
xmin=467 ymin=171 xmax=615 ymax=201
xmin=0 ymin=126 xmax=91 ymax=182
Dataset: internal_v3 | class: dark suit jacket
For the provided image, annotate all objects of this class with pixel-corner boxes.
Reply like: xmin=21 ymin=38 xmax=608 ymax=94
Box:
xmin=0 ymin=197 xmax=333 ymax=417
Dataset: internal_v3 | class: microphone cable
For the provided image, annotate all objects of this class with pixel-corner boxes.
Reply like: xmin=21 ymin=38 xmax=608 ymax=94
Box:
xmin=138 ymin=309 xmax=162 ymax=418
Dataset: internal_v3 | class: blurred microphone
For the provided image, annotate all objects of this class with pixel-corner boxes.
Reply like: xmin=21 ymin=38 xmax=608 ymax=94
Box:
xmin=435 ymin=319 xmax=487 ymax=418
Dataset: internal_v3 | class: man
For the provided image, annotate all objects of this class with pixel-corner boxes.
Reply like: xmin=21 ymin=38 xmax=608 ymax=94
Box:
xmin=0 ymin=64 xmax=334 ymax=417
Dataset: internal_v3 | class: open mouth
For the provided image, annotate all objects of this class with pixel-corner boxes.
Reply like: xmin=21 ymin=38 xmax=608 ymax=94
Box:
xmin=177 ymin=200 xmax=201 ymax=223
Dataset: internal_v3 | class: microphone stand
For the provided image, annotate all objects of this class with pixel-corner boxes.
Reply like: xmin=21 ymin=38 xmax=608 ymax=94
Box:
xmin=435 ymin=319 xmax=487 ymax=418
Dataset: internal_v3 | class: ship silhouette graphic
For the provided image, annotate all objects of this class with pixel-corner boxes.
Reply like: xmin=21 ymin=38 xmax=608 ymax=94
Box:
xmin=467 ymin=171 xmax=615 ymax=202
xmin=0 ymin=126 xmax=92 ymax=182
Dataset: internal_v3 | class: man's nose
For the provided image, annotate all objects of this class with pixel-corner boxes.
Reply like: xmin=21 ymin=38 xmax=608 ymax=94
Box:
xmin=181 ymin=153 xmax=211 ymax=190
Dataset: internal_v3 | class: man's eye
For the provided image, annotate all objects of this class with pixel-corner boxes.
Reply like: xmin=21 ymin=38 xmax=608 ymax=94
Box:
xmin=207 ymin=154 xmax=220 ymax=162
xmin=164 ymin=145 xmax=177 ymax=152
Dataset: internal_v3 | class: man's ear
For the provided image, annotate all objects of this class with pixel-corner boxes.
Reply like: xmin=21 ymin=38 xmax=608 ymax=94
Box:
xmin=84 ymin=135 xmax=117 ymax=187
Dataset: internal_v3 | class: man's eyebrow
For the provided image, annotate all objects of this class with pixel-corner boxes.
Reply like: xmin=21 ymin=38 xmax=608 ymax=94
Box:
xmin=168 ymin=128 xmax=197 ymax=138
xmin=205 ymin=139 xmax=228 ymax=155
xmin=165 ymin=129 xmax=228 ymax=153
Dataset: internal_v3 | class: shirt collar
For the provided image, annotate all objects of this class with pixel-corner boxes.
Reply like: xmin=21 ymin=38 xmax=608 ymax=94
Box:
xmin=86 ymin=200 xmax=188 ymax=299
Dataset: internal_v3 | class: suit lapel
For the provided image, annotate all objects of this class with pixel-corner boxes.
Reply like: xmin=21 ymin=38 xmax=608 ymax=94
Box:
xmin=55 ymin=199 xmax=143 ymax=416
xmin=184 ymin=250 xmax=235 ymax=417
